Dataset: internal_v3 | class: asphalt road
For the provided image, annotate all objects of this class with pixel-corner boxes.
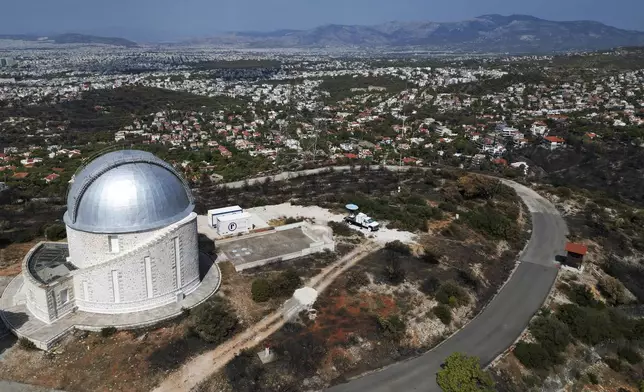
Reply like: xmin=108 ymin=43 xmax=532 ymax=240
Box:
xmin=325 ymin=180 xmax=567 ymax=392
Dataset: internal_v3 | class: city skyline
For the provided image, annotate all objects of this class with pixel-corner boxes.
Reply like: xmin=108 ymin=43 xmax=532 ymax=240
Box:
xmin=1 ymin=0 xmax=644 ymax=42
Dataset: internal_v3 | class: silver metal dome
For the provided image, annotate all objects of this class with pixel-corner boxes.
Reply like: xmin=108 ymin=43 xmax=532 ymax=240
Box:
xmin=63 ymin=150 xmax=194 ymax=234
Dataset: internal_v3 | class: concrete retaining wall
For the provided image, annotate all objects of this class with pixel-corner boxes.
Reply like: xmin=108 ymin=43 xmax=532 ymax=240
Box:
xmin=232 ymin=222 xmax=335 ymax=272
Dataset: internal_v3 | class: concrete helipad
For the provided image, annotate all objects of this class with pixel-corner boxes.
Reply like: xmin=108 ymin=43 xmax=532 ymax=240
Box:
xmin=217 ymin=223 xmax=335 ymax=271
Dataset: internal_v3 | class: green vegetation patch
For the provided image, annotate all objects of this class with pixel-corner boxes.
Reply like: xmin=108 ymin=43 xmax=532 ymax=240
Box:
xmin=188 ymin=296 xmax=239 ymax=344
xmin=435 ymin=280 xmax=470 ymax=308
xmin=437 ymin=352 xmax=495 ymax=392
xmin=320 ymin=74 xmax=408 ymax=103
xmin=251 ymin=268 xmax=302 ymax=302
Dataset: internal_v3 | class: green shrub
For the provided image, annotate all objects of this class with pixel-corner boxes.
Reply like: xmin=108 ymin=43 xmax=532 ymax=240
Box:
xmin=554 ymin=187 xmax=572 ymax=198
xmin=376 ymin=315 xmax=406 ymax=341
xmin=420 ymin=276 xmax=440 ymax=296
xmin=100 ymin=327 xmax=117 ymax=338
xmin=436 ymin=281 xmax=469 ymax=308
xmin=464 ymin=206 xmax=516 ymax=241
xmin=433 ymin=304 xmax=452 ymax=325
xmin=457 ymin=175 xmax=502 ymax=200
xmin=421 ymin=248 xmax=440 ymax=264
xmin=618 ymin=346 xmax=642 ymax=364
xmin=597 ymin=276 xmax=628 ymax=306
xmin=251 ymin=278 xmax=271 ymax=302
xmin=190 ymin=297 xmax=238 ymax=344
xmin=383 ymin=256 xmax=405 ymax=285
xmin=44 ymin=224 xmax=66 ymax=241
xmin=345 ymin=270 xmax=369 ymax=292
xmin=556 ymin=304 xmax=616 ymax=345
xmin=18 ymin=337 xmax=37 ymax=351
xmin=225 ymin=349 xmax=263 ymax=392
xmin=604 ymin=357 xmax=622 ymax=372
xmin=457 ymin=268 xmax=479 ymax=289
xmin=565 ymin=284 xmax=603 ymax=308
xmin=514 ymin=342 xmax=552 ymax=369
xmin=385 ymin=240 xmax=411 ymax=255
xmin=252 ymin=269 xmax=302 ymax=303
xmin=529 ymin=315 xmax=571 ymax=358
xmin=328 ymin=221 xmax=357 ymax=237
xmin=284 ymin=216 xmax=304 ymax=225
xmin=437 ymin=352 xmax=495 ymax=392
xmin=271 ymin=268 xmax=302 ymax=297
xmin=587 ymin=372 xmax=599 ymax=385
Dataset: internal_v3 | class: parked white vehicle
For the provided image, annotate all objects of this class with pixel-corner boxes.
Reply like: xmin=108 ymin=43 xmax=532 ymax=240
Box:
xmin=343 ymin=204 xmax=380 ymax=231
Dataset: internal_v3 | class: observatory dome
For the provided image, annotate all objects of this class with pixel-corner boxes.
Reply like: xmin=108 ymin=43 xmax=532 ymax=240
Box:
xmin=63 ymin=150 xmax=194 ymax=234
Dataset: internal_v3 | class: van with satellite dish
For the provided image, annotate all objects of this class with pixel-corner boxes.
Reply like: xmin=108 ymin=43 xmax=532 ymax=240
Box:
xmin=343 ymin=204 xmax=380 ymax=231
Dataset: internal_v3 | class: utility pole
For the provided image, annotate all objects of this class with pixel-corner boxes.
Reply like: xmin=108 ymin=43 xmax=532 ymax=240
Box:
xmin=312 ymin=118 xmax=320 ymax=163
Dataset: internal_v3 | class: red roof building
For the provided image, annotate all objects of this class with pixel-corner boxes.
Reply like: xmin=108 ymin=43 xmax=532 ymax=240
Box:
xmin=544 ymin=136 xmax=566 ymax=143
xmin=565 ymin=242 xmax=588 ymax=269
xmin=565 ymin=242 xmax=588 ymax=256
xmin=44 ymin=173 xmax=60 ymax=183
xmin=13 ymin=172 xmax=29 ymax=179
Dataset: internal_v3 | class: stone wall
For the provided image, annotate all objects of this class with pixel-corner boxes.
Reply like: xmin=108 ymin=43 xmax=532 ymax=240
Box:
xmin=52 ymin=277 xmax=75 ymax=320
xmin=66 ymin=225 xmax=159 ymax=269
xmin=71 ymin=214 xmax=201 ymax=314
xmin=24 ymin=277 xmax=50 ymax=323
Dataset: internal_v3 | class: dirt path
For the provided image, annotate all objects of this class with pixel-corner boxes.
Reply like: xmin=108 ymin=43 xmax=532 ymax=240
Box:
xmin=152 ymin=242 xmax=381 ymax=392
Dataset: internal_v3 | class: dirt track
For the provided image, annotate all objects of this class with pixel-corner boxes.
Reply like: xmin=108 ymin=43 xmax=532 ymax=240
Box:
xmin=153 ymin=241 xmax=381 ymax=392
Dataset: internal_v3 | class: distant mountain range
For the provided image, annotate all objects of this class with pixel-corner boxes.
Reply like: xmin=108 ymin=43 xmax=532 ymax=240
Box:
xmin=2 ymin=15 xmax=643 ymax=53
xmin=0 ymin=33 xmax=138 ymax=48
xmin=187 ymin=14 xmax=644 ymax=53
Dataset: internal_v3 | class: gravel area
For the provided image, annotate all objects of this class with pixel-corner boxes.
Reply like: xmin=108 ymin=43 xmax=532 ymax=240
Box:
xmin=246 ymin=203 xmax=418 ymax=245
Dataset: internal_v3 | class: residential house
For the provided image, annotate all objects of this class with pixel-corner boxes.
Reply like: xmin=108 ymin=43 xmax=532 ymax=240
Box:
xmin=44 ymin=173 xmax=60 ymax=183
xmin=543 ymin=136 xmax=566 ymax=150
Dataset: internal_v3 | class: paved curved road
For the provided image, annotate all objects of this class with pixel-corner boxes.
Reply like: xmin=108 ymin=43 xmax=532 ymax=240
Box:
xmin=325 ymin=179 xmax=567 ymax=392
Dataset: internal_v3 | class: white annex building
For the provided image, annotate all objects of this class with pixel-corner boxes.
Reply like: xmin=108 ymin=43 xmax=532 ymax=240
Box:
xmin=0 ymin=150 xmax=221 ymax=349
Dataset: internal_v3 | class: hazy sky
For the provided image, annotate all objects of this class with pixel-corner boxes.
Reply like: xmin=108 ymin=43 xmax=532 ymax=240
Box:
xmin=1 ymin=0 xmax=643 ymax=42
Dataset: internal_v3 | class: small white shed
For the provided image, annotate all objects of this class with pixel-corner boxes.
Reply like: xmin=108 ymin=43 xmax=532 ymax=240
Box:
xmin=216 ymin=212 xmax=251 ymax=236
xmin=208 ymin=205 xmax=242 ymax=228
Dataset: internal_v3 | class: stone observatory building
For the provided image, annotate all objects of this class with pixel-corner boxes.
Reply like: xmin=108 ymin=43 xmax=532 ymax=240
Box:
xmin=0 ymin=150 xmax=220 ymax=349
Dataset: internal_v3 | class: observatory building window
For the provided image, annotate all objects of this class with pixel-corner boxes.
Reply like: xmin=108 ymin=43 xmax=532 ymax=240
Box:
xmin=60 ymin=289 xmax=69 ymax=305
xmin=108 ymin=235 xmax=120 ymax=253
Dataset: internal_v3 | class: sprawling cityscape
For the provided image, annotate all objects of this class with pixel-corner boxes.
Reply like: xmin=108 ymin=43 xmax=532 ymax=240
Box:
xmin=0 ymin=8 xmax=643 ymax=392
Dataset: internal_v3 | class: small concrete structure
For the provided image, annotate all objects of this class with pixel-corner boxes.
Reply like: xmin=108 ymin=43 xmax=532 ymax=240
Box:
xmin=565 ymin=242 xmax=588 ymax=270
xmin=217 ymin=222 xmax=335 ymax=272
xmin=258 ymin=345 xmax=276 ymax=364
xmin=283 ymin=286 xmax=319 ymax=321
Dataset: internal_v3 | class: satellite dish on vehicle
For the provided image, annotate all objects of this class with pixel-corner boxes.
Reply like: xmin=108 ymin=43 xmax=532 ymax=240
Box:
xmin=345 ymin=204 xmax=359 ymax=211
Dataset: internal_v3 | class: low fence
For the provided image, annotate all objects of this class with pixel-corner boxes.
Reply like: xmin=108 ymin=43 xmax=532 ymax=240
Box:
xmin=228 ymin=222 xmax=335 ymax=272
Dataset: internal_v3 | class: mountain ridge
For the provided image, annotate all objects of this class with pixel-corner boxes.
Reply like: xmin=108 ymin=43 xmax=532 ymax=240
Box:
xmin=0 ymin=33 xmax=138 ymax=47
xmin=190 ymin=14 xmax=644 ymax=52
